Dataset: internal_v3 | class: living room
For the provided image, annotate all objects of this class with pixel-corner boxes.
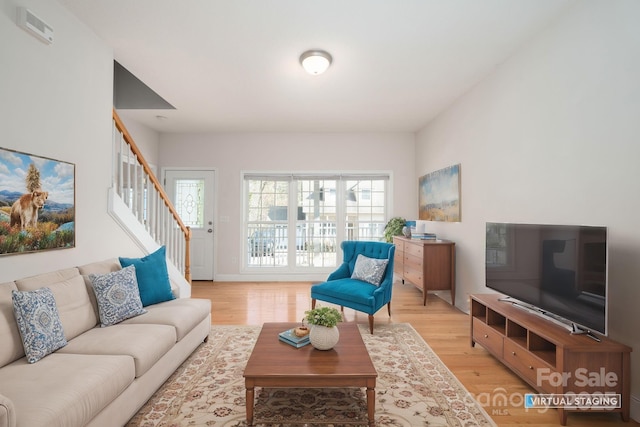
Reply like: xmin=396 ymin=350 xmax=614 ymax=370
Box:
xmin=1 ymin=0 xmax=639 ymax=424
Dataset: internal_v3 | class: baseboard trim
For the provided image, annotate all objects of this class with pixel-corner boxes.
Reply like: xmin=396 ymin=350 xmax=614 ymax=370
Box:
xmin=631 ymin=393 xmax=640 ymax=422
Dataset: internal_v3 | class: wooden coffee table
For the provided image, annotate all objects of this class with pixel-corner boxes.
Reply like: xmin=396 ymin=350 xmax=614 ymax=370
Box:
xmin=243 ymin=322 xmax=377 ymax=426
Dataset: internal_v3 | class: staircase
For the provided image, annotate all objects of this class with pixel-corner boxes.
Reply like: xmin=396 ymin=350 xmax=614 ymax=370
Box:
xmin=109 ymin=110 xmax=192 ymax=297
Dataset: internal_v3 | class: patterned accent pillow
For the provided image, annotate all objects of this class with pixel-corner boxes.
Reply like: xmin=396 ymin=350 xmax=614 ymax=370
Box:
xmin=12 ymin=287 xmax=68 ymax=363
xmin=351 ymin=254 xmax=389 ymax=286
xmin=89 ymin=265 xmax=146 ymax=327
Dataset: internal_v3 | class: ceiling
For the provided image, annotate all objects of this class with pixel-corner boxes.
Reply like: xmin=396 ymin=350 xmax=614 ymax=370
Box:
xmin=58 ymin=0 xmax=574 ymax=134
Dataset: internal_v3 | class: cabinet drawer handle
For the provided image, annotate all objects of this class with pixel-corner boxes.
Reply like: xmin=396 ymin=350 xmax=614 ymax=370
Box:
xmin=484 ymin=334 xmax=488 ymax=338
xmin=511 ymin=351 xmax=516 ymax=356
xmin=529 ymin=366 xmax=534 ymax=370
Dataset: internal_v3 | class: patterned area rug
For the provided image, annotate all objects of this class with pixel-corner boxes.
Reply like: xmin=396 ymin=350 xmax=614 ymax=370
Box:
xmin=127 ymin=323 xmax=496 ymax=426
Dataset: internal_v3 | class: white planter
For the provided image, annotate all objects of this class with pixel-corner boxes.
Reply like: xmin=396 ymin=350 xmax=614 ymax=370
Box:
xmin=309 ymin=324 xmax=340 ymax=350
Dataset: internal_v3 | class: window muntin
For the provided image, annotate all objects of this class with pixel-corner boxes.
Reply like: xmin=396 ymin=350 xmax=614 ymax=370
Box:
xmin=345 ymin=179 xmax=386 ymax=241
xmin=296 ymin=179 xmax=337 ymax=267
xmin=246 ymin=178 xmax=289 ymax=267
xmin=244 ymin=173 xmax=389 ymax=271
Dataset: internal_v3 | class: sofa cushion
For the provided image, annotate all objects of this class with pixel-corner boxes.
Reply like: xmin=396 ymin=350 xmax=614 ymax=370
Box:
xmin=119 ymin=246 xmax=175 ymax=307
xmin=78 ymin=258 xmax=122 ymax=320
xmin=57 ymin=323 xmax=176 ymax=377
xmin=12 ymin=288 xmax=67 ymax=363
xmin=351 ymin=254 xmax=389 ymax=286
xmin=121 ymin=297 xmax=212 ymax=341
xmin=14 ymin=267 xmax=79 ymax=289
xmin=14 ymin=268 xmax=98 ymax=341
xmin=0 ymin=353 xmax=134 ymax=427
xmin=88 ymin=265 xmax=147 ymax=327
xmin=0 ymin=282 xmax=24 ymax=368
xmin=77 ymin=258 xmax=122 ymax=276
xmin=311 ymin=278 xmax=377 ymax=307
xmin=0 ymin=392 xmax=15 ymax=427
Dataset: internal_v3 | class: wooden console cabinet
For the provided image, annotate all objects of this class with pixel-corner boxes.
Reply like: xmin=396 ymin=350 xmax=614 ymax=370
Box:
xmin=470 ymin=293 xmax=631 ymax=425
xmin=393 ymin=236 xmax=455 ymax=305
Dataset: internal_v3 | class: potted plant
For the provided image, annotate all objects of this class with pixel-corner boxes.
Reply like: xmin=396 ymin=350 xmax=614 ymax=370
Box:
xmin=304 ymin=306 xmax=342 ymax=350
xmin=383 ymin=217 xmax=406 ymax=243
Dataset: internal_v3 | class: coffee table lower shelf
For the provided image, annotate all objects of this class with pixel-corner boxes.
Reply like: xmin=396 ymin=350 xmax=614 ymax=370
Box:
xmin=243 ymin=322 xmax=377 ymax=426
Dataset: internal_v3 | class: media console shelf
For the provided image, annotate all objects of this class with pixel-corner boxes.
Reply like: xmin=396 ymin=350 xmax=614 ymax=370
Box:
xmin=470 ymin=293 xmax=631 ymax=425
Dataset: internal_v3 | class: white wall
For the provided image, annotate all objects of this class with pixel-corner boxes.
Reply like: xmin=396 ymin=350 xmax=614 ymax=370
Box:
xmin=0 ymin=0 xmax=142 ymax=282
xmin=159 ymin=132 xmax=416 ymax=280
xmin=118 ymin=114 xmax=161 ymax=170
xmin=415 ymin=0 xmax=640 ymax=418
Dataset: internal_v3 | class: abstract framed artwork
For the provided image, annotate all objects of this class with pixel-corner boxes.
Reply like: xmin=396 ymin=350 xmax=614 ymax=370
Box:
xmin=0 ymin=147 xmax=75 ymax=255
xmin=419 ymin=164 xmax=461 ymax=222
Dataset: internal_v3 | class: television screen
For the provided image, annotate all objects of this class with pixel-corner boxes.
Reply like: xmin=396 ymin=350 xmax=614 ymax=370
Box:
xmin=485 ymin=222 xmax=607 ymax=335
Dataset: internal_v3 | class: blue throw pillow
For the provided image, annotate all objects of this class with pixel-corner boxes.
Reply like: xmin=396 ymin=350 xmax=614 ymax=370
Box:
xmin=12 ymin=287 xmax=67 ymax=363
xmin=119 ymin=246 xmax=175 ymax=307
xmin=351 ymin=254 xmax=389 ymax=286
xmin=89 ymin=265 xmax=147 ymax=326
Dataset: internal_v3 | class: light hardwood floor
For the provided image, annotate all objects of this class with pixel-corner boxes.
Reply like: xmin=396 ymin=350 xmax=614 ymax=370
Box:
xmin=192 ymin=280 xmax=637 ymax=427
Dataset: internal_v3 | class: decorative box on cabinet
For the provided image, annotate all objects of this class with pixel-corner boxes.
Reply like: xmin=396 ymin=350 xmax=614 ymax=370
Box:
xmin=392 ymin=236 xmax=455 ymax=305
xmin=470 ymin=293 xmax=631 ymax=425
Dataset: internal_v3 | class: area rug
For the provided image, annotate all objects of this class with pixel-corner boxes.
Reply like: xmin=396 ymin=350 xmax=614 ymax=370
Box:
xmin=126 ymin=324 xmax=496 ymax=426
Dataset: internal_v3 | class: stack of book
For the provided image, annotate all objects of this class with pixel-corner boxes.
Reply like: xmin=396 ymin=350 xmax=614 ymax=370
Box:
xmin=406 ymin=220 xmax=437 ymax=240
xmin=278 ymin=328 xmax=310 ymax=348
xmin=411 ymin=232 xmax=437 ymax=240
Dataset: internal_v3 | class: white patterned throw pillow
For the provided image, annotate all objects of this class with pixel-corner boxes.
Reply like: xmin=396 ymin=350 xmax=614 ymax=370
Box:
xmin=89 ymin=265 xmax=146 ymax=327
xmin=12 ymin=287 xmax=68 ymax=363
xmin=351 ymin=254 xmax=389 ymax=286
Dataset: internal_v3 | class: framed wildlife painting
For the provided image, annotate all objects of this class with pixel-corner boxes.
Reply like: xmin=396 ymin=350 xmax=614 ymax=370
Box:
xmin=0 ymin=147 xmax=75 ymax=255
xmin=419 ymin=164 xmax=461 ymax=222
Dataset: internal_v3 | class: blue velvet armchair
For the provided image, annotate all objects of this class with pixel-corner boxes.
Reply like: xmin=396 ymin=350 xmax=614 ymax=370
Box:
xmin=311 ymin=240 xmax=395 ymax=333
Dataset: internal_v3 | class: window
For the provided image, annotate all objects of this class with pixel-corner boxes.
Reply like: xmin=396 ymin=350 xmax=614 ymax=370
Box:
xmin=296 ymin=178 xmax=337 ymax=268
xmin=244 ymin=173 xmax=389 ymax=271
xmin=246 ymin=178 xmax=289 ymax=267
xmin=344 ymin=178 xmax=386 ymax=241
xmin=174 ymin=179 xmax=205 ymax=228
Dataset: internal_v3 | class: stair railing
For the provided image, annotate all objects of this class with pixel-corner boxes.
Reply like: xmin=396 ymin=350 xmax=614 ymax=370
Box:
xmin=111 ymin=109 xmax=191 ymax=282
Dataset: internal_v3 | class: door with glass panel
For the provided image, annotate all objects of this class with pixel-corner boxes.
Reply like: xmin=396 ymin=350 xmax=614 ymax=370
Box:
xmin=164 ymin=169 xmax=215 ymax=280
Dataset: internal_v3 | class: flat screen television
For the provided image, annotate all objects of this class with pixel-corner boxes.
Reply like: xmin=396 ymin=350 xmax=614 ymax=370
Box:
xmin=485 ymin=222 xmax=608 ymax=336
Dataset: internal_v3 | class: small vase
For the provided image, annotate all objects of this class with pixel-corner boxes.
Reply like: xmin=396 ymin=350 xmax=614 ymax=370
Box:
xmin=402 ymin=226 xmax=411 ymax=237
xmin=309 ymin=324 xmax=340 ymax=350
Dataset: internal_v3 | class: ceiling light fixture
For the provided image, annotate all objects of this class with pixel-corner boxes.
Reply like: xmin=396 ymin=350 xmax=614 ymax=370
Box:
xmin=300 ymin=50 xmax=332 ymax=75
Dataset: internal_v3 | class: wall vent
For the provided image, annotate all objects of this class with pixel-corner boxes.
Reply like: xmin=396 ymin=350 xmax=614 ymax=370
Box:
xmin=17 ymin=7 xmax=54 ymax=45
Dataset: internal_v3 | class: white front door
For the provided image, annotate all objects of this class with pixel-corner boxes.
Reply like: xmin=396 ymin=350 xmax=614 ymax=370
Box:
xmin=164 ymin=169 xmax=215 ymax=280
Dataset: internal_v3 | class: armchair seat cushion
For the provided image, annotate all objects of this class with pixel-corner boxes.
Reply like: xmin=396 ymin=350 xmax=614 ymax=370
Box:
xmin=310 ymin=240 xmax=395 ymax=333
xmin=311 ymin=279 xmax=377 ymax=308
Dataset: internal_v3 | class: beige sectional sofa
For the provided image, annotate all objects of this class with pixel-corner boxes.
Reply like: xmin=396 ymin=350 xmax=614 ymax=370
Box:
xmin=0 ymin=258 xmax=211 ymax=427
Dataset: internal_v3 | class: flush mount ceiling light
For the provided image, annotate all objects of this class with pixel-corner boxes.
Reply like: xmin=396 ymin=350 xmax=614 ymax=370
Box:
xmin=300 ymin=50 xmax=332 ymax=75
